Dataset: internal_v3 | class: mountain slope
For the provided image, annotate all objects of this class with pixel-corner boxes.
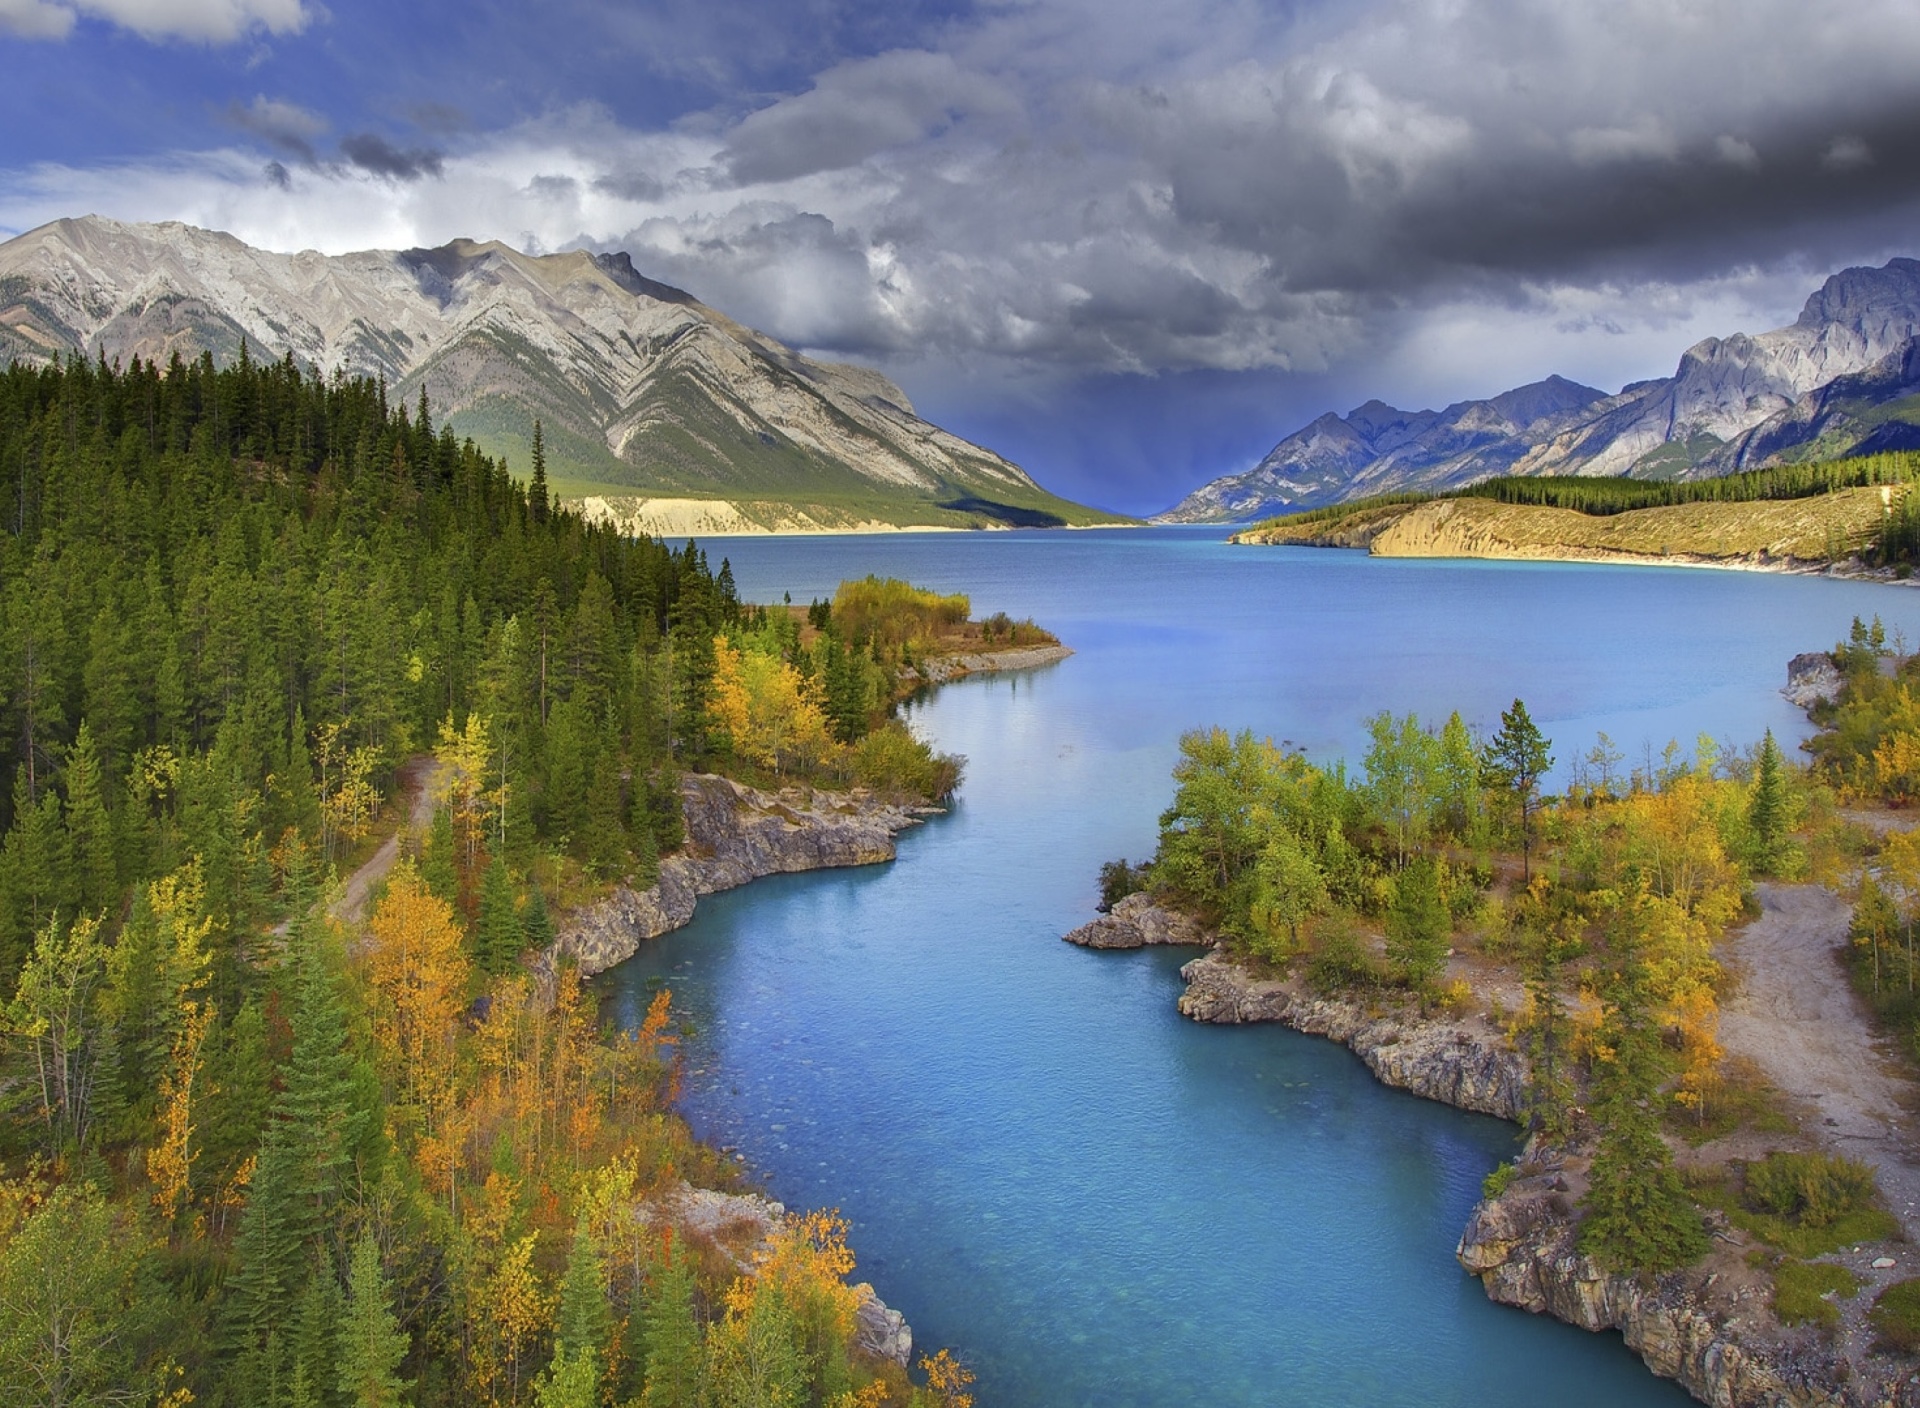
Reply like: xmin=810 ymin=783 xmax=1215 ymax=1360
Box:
xmin=1159 ymin=258 xmax=1920 ymax=523
xmin=0 ymin=216 xmax=1121 ymax=530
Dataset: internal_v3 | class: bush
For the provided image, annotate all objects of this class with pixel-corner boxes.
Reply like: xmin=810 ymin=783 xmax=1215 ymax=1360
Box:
xmin=1770 ymin=1258 xmax=1860 ymax=1328
xmin=1097 ymin=859 xmax=1145 ymax=912
xmin=1871 ymin=1278 xmax=1920 ymax=1353
xmin=1432 ymin=978 xmax=1474 ymax=1018
xmin=1306 ymin=918 xmax=1382 ymax=994
xmin=1482 ymin=1161 xmax=1517 ymax=1199
xmin=1744 ymin=1151 xmax=1878 ymax=1228
xmin=848 ymin=722 xmax=963 ymax=801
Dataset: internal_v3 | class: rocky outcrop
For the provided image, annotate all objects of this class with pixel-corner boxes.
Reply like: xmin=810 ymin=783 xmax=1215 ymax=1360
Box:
xmin=1457 ymin=1150 xmax=1860 ymax=1408
xmin=1784 ymin=651 xmax=1846 ymax=708
xmin=653 ymin=1185 xmax=913 ymax=1368
xmin=548 ymin=773 xmax=933 ymax=977
xmin=1175 ymin=950 xmax=1529 ymax=1120
xmin=911 ymin=643 xmax=1073 ymax=685
xmin=1062 ymin=892 xmax=1212 ymax=949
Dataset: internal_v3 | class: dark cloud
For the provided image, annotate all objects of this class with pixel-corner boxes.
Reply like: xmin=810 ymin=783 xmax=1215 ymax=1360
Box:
xmin=225 ymin=94 xmax=326 ymax=164
xmin=264 ymin=159 xmax=291 ymax=188
xmin=591 ymin=169 xmax=665 ymax=202
xmin=719 ymin=49 xmax=1018 ymax=185
xmin=406 ymin=101 xmax=469 ymax=135
xmin=340 ymin=132 xmax=444 ymax=180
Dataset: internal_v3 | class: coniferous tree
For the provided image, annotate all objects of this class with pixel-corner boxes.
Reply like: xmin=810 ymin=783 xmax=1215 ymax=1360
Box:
xmin=1748 ymin=729 xmax=1791 ymax=873
xmin=1482 ymin=698 xmax=1552 ymax=881
xmin=1384 ymin=855 xmax=1448 ymax=987
xmin=1578 ymin=904 xmax=1709 ymax=1273
xmin=640 ymin=1241 xmax=703 ymax=1408
xmin=476 ymin=855 xmax=523 ymax=974
xmin=529 ymin=420 xmax=550 ymax=526
xmin=337 ymin=1230 xmax=410 ymax=1408
xmin=63 ymin=722 xmax=117 ymax=917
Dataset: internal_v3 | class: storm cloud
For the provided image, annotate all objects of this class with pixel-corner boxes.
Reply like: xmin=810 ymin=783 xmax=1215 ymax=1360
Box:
xmin=9 ymin=0 xmax=1920 ymax=508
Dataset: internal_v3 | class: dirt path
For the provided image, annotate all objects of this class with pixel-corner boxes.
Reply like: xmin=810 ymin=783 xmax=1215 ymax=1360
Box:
xmin=1718 ymin=881 xmax=1920 ymax=1236
xmin=328 ymin=756 xmax=441 ymax=928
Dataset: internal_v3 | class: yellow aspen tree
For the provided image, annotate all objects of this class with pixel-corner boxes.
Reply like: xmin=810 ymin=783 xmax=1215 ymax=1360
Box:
xmin=1670 ymin=985 xmax=1723 ymax=1127
xmin=365 ymin=861 xmax=471 ymax=1128
xmin=149 ymin=1000 xmax=212 ymax=1226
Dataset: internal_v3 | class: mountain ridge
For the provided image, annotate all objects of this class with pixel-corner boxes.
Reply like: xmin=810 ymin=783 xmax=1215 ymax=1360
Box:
xmin=0 ymin=215 xmax=1121 ymax=530
xmin=1158 ymin=257 xmax=1920 ymax=523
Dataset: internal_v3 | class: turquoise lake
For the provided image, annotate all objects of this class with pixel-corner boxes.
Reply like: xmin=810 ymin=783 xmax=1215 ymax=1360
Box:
xmin=602 ymin=529 xmax=1916 ymax=1407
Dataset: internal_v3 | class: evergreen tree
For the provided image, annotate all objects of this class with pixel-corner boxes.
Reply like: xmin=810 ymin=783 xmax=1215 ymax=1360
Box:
xmin=520 ymin=882 xmax=554 ymax=955
xmin=1748 ymin=729 xmax=1792 ymax=873
xmin=529 ymin=419 xmax=550 ymax=525
xmin=476 ymin=855 xmax=524 ymax=974
xmin=556 ymin=1216 xmax=614 ymax=1364
xmin=1577 ymin=903 xmax=1709 ymax=1273
xmin=1384 ymin=855 xmax=1449 ymax=987
xmin=421 ymin=806 xmax=459 ymax=908
xmin=582 ymin=752 xmax=629 ymax=880
xmin=63 ymin=722 xmax=118 ymax=918
xmin=640 ymin=1241 xmax=702 ymax=1408
xmin=1482 ymin=698 xmax=1553 ymax=881
xmin=336 ymin=1230 xmax=410 ymax=1408
xmin=280 ymin=917 xmax=377 ymax=1240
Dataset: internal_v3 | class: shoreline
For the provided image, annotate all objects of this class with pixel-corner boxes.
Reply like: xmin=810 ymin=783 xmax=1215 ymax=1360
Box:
xmin=1063 ymin=897 xmax=1908 ymax=1408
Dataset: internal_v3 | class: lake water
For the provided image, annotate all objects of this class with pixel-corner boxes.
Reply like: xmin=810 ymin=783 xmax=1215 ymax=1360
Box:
xmin=602 ymin=529 xmax=1915 ymax=1407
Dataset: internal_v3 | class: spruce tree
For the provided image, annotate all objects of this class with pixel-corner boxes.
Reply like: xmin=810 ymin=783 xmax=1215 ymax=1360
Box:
xmin=583 ymin=754 xmax=629 ymax=880
xmin=63 ymin=722 xmax=117 ymax=918
xmin=640 ymin=1242 xmax=703 ymax=1408
xmin=421 ymin=807 xmax=459 ymax=908
xmin=336 ymin=1230 xmax=410 ymax=1408
xmin=1482 ymin=698 xmax=1552 ymax=882
xmin=1384 ymin=855 xmax=1449 ymax=987
xmin=1748 ymin=729 xmax=1791 ymax=873
xmin=529 ymin=419 xmax=550 ymax=525
xmin=476 ymin=855 xmax=524 ymax=973
xmin=556 ymin=1216 xmax=614 ymax=1364
xmin=520 ymin=883 xmax=554 ymax=955
xmin=1577 ymin=906 xmax=1709 ymax=1273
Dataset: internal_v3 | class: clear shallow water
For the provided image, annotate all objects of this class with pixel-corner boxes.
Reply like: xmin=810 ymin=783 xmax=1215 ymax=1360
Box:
xmin=604 ymin=530 xmax=1918 ymax=1407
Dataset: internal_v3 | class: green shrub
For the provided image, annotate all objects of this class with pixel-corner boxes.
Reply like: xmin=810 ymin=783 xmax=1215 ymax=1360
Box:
xmin=1306 ymin=918 xmax=1382 ymax=994
xmin=847 ymin=722 xmax=963 ymax=801
xmin=1097 ymin=858 xmax=1146 ymax=912
xmin=1482 ymin=1161 xmax=1517 ymax=1199
xmin=1771 ymin=1259 xmax=1860 ymax=1328
xmin=1744 ymin=1151 xmax=1878 ymax=1228
xmin=1871 ymin=1278 xmax=1920 ymax=1353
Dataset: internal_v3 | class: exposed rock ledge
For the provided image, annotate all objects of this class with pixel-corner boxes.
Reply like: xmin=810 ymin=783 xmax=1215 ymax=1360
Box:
xmin=1069 ymin=901 xmax=1872 ymax=1407
xmin=1458 ymin=1143 xmax=1867 ymax=1408
xmin=547 ymin=773 xmax=934 ymax=978
xmin=657 ymin=1184 xmax=912 ymax=1367
xmin=910 ymin=642 xmax=1072 ymax=686
xmin=1175 ymin=948 xmax=1528 ymax=1121
xmin=1062 ymin=891 xmax=1212 ymax=948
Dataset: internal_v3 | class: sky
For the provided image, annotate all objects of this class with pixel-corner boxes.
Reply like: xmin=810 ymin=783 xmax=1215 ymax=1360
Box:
xmin=5 ymin=1 xmax=1920 ymax=514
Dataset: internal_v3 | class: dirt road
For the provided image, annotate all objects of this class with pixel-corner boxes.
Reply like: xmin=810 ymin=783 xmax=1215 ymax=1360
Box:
xmin=328 ymin=756 xmax=441 ymax=928
xmin=1718 ymin=881 xmax=1920 ymax=1236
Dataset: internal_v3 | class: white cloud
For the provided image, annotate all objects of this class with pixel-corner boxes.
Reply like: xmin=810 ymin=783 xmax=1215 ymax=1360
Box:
xmin=1 ymin=0 xmax=306 ymax=42
xmin=0 ymin=0 xmax=74 ymax=38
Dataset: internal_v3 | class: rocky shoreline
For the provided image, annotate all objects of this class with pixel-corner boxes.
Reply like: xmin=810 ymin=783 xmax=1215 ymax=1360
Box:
xmin=544 ymin=772 xmax=938 ymax=978
xmin=1064 ymin=897 xmax=1907 ymax=1408
xmin=910 ymin=642 xmax=1073 ymax=685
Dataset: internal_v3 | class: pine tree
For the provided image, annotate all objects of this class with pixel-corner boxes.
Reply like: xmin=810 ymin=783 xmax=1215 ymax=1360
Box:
xmin=556 ymin=1216 xmax=613 ymax=1364
xmin=583 ymin=753 xmax=629 ymax=880
xmin=640 ymin=1240 xmax=703 ymax=1408
xmin=1748 ymin=730 xmax=1791 ymax=874
xmin=529 ymin=420 xmax=550 ymax=525
xmin=64 ymin=722 xmax=118 ymax=917
xmin=520 ymin=883 xmax=554 ymax=955
xmin=337 ymin=1230 xmax=410 ymax=1408
xmin=1482 ymin=698 xmax=1553 ymax=881
xmin=476 ymin=855 xmax=524 ymax=974
xmin=421 ymin=806 xmax=460 ymax=908
xmin=1577 ymin=904 xmax=1709 ymax=1273
xmin=280 ymin=917 xmax=376 ymax=1239
xmin=1384 ymin=856 xmax=1449 ymax=987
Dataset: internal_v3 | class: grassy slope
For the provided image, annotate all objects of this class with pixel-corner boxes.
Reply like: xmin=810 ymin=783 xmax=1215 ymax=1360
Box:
xmin=1233 ymin=487 xmax=1891 ymax=563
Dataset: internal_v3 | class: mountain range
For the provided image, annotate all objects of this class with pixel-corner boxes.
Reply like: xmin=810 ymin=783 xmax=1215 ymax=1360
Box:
xmin=0 ymin=216 xmax=1118 ymax=533
xmin=1158 ymin=258 xmax=1920 ymax=523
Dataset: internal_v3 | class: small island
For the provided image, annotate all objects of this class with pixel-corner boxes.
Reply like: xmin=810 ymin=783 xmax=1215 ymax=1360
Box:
xmin=1064 ymin=618 xmax=1920 ymax=1407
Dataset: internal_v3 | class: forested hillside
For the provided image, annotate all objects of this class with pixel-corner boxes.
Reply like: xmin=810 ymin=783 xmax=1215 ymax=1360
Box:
xmin=0 ymin=351 xmax=969 ymax=1408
